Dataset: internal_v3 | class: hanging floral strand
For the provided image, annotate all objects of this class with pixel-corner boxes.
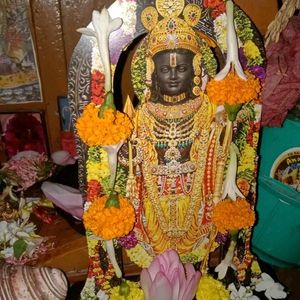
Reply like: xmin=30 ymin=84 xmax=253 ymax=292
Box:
xmin=76 ymin=8 xmax=135 ymax=284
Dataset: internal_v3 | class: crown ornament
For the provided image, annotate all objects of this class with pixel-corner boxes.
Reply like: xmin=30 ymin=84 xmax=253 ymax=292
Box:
xmin=141 ymin=0 xmax=202 ymax=57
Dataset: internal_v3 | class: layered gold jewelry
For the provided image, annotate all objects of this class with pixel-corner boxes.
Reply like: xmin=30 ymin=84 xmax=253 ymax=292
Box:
xmin=192 ymin=53 xmax=202 ymax=96
xmin=146 ymin=114 xmax=198 ymax=164
xmin=146 ymin=96 xmax=202 ymax=120
xmin=193 ymin=86 xmax=202 ymax=96
xmin=137 ymin=98 xmax=213 ymax=239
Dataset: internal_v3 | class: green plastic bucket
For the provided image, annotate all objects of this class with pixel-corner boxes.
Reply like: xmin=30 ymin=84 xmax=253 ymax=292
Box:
xmin=252 ymin=118 xmax=300 ymax=268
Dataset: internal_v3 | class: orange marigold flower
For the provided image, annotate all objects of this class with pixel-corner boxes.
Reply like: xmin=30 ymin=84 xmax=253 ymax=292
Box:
xmin=83 ymin=195 xmax=135 ymax=240
xmin=76 ymin=104 xmax=133 ymax=146
xmin=206 ymin=72 xmax=261 ymax=106
xmin=212 ymin=198 xmax=255 ymax=234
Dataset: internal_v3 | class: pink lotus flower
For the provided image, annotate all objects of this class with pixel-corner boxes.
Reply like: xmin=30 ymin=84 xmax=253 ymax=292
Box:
xmin=140 ymin=249 xmax=201 ymax=300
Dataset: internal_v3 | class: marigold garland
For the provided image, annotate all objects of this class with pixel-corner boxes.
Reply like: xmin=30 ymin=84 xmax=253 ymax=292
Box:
xmin=125 ymin=244 xmax=153 ymax=268
xmin=76 ymin=104 xmax=133 ymax=146
xmin=86 ymin=157 xmax=110 ymax=183
xmin=206 ymin=71 xmax=261 ymax=106
xmin=212 ymin=198 xmax=255 ymax=234
xmin=196 ymin=275 xmax=230 ymax=300
xmin=238 ymin=143 xmax=256 ymax=173
xmin=243 ymin=40 xmax=260 ymax=60
xmin=83 ymin=195 xmax=135 ymax=240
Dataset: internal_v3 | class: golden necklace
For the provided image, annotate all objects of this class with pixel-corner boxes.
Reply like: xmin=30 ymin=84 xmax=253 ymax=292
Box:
xmin=144 ymin=112 xmax=198 ymax=163
xmin=146 ymin=97 xmax=202 ymax=120
xmin=163 ymin=93 xmax=186 ymax=103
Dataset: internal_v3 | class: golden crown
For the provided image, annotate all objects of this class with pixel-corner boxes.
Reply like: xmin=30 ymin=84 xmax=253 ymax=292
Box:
xmin=141 ymin=0 xmax=202 ymax=57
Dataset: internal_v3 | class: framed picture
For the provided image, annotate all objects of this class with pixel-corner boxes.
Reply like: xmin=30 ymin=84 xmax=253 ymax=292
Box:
xmin=57 ymin=96 xmax=77 ymax=158
xmin=0 ymin=1 xmax=42 ymax=104
xmin=58 ymin=96 xmax=74 ymax=132
xmin=0 ymin=112 xmax=48 ymax=159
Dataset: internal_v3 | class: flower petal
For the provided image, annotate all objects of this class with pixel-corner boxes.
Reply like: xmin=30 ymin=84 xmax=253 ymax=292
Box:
xmin=215 ymin=261 xmax=228 ymax=280
xmin=108 ymin=18 xmax=123 ymax=34
xmin=255 ymin=280 xmax=273 ymax=292
xmin=184 ymin=263 xmax=196 ymax=282
xmin=170 ymin=269 xmax=180 ymax=300
xmin=76 ymin=27 xmax=96 ymax=37
xmin=140 ymin=269 xmax=152 ymax=300
xmin=147 ymin=258 xmax=161 ymax=281
xmin=159 ymin=250 xmax=181 ymax=283
xmin=228 ymin=283 xmax=238 ymax=293
xmin=181 ymin=273 xmax=201 ymax=300
xmin=268 ymin=283 xmax=287 ymax=299
xmin=238 ymin=285 xmax=246 ymax=297
xmin=149 ymin=272 xmax=172 ymax=300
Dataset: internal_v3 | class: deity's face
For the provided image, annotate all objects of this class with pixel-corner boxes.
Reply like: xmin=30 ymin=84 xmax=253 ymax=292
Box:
xmin=153 ymin=50 xmax=194 ymax=97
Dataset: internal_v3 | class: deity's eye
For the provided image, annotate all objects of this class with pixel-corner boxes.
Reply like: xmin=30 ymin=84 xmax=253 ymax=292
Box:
xmin=176 ymin=64 xmax=188 ymax=72
xmin=159 ymin=66 xmax=171 ymax=73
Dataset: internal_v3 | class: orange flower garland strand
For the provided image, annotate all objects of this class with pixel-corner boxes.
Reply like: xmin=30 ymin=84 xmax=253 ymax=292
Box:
xmin=206 ymin=71 xmax=261 ymax=105
xmin=212 ymin=198 xmax=255 ymax=234
xmin=83 ymin=195 xmax=135 ymax=240
xmin=76 ymin=104 xmax=133 ymax=146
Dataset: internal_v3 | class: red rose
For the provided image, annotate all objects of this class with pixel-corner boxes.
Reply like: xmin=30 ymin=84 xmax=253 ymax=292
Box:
xmin=91 ymin=95 xmax=104 ymax=105
xmin=91 ymin=70 xmax=105 ymax=104
xmin=203 ymin=0 xmax=224 ymax=9
xmin=211 ymin=3 xmax=226 ymax=18
xmin=87 ymin=179 xmax=102 ymax=201
xmin=92 ymin=70 xmax=105 ymax=82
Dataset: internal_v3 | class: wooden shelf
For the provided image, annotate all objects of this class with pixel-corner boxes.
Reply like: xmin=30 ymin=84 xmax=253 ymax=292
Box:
xmin=36 ymin=215 xmax=88 ymax=283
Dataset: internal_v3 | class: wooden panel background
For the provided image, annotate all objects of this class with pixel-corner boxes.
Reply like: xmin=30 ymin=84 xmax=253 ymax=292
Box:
xmin=1 ymin=0 xmax=278 ymax=153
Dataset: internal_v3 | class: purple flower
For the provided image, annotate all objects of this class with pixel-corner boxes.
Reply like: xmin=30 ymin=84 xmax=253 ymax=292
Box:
xmin=140 ymin=249 xmax=201 ymax=300
xmin=238 ymin=48 xmax=248 ymax=70
xmin=248 ymin=66 xmax=266 ymax=81
xmin=117 ymin=230 xmax=138 ymax=249
xmin=238 ymin=47 xmax=266 ymax=81
xmin=216 ymin=232 xmax=228 ymax=245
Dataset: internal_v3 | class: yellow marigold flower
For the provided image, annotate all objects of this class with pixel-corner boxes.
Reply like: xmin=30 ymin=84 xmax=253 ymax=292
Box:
xmin=251 ymin=260 xmax=261 ymax=274
xmin=126 ymin=244 xmax=152 ymax=268
xmin=206 ymin=71 xmax=261 ymax=106
xmin=76 ymin=104 xmax=133 ymax=146
xmin=253 ymin=132 xmax=259 ymax=149
xmin=238 ymin=144 xmax=256 ymax=173
xmin=196 ymin=275 xmax=230 ymax=300
xmin=87 ymin=161 xmax=103 ymax=182
xmin=110 ymin=281 xmax=144 ymax=300
xmin=243 ymin=40 xmax=260 ymax=60
xmin=83 ymin=195 xmax=135 ymax=240
xmin=212 ymin=198 xmax=255 ymax=234
xmin=86 ymin=157 xmax=110 ymax=182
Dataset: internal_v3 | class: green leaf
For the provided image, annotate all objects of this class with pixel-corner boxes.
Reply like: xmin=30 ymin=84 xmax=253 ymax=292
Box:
xmin=99 ymin=91 xmax=116 ymax=118
xmin=13 ymin=239 xmax=27 ymax=258
xmin=105 ymin=191 xmax=120 ymax=208
xmin=225 ymin=103 xmax=242 ymax=121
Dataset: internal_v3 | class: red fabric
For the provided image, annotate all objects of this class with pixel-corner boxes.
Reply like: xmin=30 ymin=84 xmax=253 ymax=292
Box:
xmin=60 ymin=131 xmax=77 ymax=158
xmin=261 ymin=16 xmax=300 ymax=127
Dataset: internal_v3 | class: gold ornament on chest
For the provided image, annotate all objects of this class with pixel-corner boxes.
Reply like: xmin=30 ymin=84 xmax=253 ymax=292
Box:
xmin=148 ymin=113 xmax=199 ymax=164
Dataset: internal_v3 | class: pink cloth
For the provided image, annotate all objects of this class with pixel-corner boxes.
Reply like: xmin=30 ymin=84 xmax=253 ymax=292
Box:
xmin=51 ymin=150 xmax=76 ymax=166
xmin=41 ymin=181 xmax=83 ymax=219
